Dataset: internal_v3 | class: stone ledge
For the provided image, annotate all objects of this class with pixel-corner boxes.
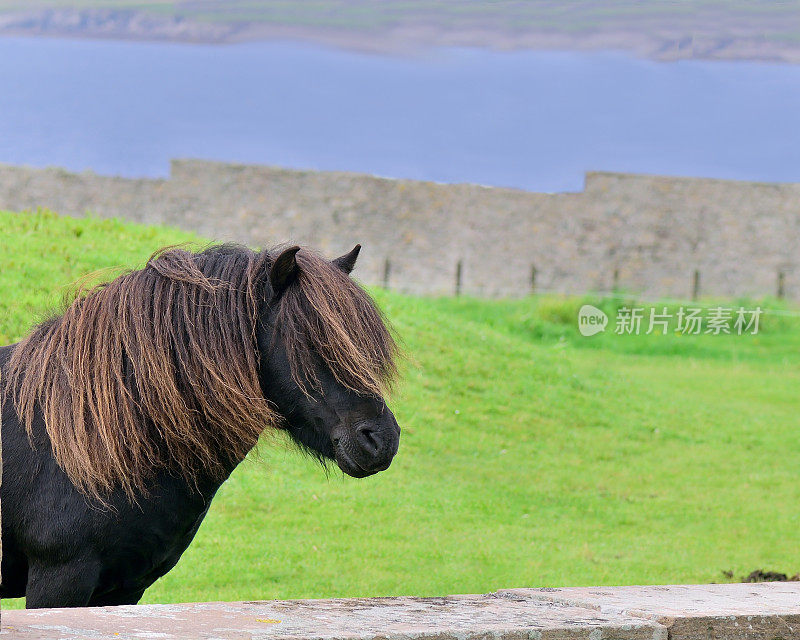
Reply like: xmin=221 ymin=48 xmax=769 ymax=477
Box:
xmin=4 ymin=583 xmax=799 ymax=639
xmin=510 ymin=583 xmax=800 ymax=640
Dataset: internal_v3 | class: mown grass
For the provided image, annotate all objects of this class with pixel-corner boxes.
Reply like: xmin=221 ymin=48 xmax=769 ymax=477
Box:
xmin=2 ymin=209 xmax=800 ymax=609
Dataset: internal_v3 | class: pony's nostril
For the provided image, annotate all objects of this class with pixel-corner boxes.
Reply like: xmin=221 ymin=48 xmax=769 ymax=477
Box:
xmin=355 ymin=423 xmax=382 ymax=456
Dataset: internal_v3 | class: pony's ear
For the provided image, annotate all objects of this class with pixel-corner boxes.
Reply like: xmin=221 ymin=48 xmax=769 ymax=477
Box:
xmin=333 ymin=244 xmax=361 ymax=275
xmin=270 ymin=246 xmax=301 ymax=294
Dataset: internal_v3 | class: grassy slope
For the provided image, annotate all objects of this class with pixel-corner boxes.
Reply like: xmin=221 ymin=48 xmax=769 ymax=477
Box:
xmin=2 ymin=209 xmax=800 ymax=608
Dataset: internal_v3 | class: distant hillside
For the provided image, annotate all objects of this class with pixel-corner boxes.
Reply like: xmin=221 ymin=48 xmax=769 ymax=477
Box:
xmin=0 ymin=1 xmax=799 ymax=62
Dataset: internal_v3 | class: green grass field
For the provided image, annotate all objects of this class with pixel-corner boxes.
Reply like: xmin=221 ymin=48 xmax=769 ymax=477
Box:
xmin=1 ymin=1 xmax=800 ymax=43
xmin=2 ymin=1 xmax=799 ymax=27
xmin=2 ymin=209 xmax=800 ymax=609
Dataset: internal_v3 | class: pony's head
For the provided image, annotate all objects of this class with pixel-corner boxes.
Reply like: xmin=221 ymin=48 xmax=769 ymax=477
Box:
xmin=6 ymin=242 xmax=400 ymax=502
xmin=258 ymin=245 xmax=400 ymax=478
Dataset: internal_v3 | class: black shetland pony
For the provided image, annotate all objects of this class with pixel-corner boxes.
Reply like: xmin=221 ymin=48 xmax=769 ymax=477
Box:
xmin=0 ymin=243 xmax=400 ymax=608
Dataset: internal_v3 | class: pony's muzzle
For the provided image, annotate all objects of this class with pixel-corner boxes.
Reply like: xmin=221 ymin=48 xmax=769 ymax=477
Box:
xmin=333 ymin=412 xmax=400 ymax=478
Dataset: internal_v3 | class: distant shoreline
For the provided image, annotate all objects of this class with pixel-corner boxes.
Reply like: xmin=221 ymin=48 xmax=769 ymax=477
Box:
xmin=1 ymin=8 xmax=800 ymax=63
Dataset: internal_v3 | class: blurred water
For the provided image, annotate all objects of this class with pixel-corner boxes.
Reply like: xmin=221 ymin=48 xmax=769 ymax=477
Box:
xmin=0 ymin=37 xmax=798 ymax=192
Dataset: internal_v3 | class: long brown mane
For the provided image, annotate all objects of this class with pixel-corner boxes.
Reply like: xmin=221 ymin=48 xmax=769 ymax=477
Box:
xmin=279 ymin=249 xmax=396 ymax=397
xmin=4 ymin=244 xmax=396 ymax=501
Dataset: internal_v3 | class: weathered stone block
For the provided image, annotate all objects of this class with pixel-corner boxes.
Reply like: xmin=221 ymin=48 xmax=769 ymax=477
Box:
xmin=509 ymin=583 xmax=800 ymax=640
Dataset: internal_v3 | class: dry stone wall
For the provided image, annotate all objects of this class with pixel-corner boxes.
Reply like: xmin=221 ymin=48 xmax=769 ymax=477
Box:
xmin=1 ymin=159 xmax=798 ymax=300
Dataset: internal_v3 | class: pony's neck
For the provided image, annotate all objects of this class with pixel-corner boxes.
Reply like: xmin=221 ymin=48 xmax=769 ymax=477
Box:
xmin=189 ymin=441 xmax=257 ymax=499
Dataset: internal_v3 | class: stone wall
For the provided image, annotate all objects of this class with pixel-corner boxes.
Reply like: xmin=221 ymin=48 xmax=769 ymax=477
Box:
xmin=6 ymin=583 xmax=800 ymax=638
xmin=1 ymin=159 xmax=798 ymax=299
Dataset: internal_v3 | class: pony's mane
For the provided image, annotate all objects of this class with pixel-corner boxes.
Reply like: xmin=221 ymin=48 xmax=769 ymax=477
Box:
xmin=4 ymin=244 xmax=396 ymax=501
xmin=279 ymin=249 xmax=396 ymax=398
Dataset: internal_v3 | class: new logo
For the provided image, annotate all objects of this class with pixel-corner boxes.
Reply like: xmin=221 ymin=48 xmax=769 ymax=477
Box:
xmin=578 ymin=305 xmax=608 ymax=336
